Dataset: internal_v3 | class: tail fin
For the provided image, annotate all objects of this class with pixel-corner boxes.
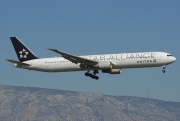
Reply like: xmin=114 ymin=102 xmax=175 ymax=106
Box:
xmin=10 ymin=37 xmax=38 ymax=62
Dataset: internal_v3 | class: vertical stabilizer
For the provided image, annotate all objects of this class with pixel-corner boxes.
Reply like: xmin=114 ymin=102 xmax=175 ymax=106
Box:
xmin=10 ymin=37 xmax=38 ymax=62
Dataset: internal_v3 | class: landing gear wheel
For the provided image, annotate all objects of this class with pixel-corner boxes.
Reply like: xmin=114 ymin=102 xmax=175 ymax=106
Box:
xmin=90 ymin=75 xmax=95 ymax=79
xmin=90 ymin=75 xmax=99 ymax=80
xmin=85 ymin=72 xmax=90 ymax=76
xmin=162 ymin=66 xmax=166 ymax=73
xmin=94 ymin=76 xmax=99 ymax=80
xmin=84 ymin=71 xmax=99 ymax=80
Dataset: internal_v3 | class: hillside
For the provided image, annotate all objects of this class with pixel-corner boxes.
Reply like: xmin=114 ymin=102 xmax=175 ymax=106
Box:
xmin=0 ymin=85 xmax=179 ymax=121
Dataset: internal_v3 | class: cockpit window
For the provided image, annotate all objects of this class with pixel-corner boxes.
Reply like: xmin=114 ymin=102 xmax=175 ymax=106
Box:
xmin=167 ymin=54 xmax=172 ymax=57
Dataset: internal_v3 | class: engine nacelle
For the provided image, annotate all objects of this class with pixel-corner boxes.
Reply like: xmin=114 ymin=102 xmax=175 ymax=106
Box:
xmin=93 ymin=61 xmax=112 ymax=70
xmin=93 ymin=61 xmax=121 ymax=74
xmin=102 ymin=69 xmax=121 ymax=74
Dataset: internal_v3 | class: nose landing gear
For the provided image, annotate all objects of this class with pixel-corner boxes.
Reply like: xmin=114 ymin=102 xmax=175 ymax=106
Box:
xmin=162 ymin=66 xmax=166 ymax=73
xmin=85 ymin=70 xmax=99 ymax=80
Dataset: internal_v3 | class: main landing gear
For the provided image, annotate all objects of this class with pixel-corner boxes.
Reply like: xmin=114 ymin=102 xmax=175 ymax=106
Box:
xmin=162 ymin=66 xmax=166 ymax=73
xmin=85 ymin=70 xmax=99 ymax=80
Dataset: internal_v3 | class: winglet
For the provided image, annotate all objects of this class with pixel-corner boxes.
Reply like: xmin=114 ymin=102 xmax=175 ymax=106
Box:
xmin=47 ymin=48 xmax=60 ymax=54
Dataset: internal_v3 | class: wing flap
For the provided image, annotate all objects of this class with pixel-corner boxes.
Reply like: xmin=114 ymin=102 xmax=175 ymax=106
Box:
xmin=48 ymin=48 xmax=98 ymax=66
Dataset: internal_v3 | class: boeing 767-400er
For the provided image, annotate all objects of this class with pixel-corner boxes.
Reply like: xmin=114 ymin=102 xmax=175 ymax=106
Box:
xmin=6 ymin=37 xmax=176 ymax=80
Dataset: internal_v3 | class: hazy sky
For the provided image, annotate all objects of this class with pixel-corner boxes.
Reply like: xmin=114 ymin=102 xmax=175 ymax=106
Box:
xmin=1 ymin=1 xmax=179 ymax=101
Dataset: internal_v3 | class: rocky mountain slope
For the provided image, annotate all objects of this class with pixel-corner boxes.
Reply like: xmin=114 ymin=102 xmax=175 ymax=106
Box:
xmin=0 ymin=85 xmax=179 ymax=121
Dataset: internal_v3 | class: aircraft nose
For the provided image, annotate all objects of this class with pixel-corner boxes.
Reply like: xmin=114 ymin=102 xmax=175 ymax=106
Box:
xmin=172 ymin=57 xmax=176 ymax=62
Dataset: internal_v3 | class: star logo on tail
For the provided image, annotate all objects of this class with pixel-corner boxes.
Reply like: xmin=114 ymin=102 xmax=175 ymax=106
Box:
xmin=19 ymin=49 xmax=29 ymax=59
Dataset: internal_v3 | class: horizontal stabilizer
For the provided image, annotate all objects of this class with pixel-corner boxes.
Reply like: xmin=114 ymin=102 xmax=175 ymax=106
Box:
xmin=6 ymin=59 xmax=30 ymax=66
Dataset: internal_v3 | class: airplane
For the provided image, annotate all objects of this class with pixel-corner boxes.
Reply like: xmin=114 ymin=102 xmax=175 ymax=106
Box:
xmin=6 ymin=37 xmax=176 ymax=80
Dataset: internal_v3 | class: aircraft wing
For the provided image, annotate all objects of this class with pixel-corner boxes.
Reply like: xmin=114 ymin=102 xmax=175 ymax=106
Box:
xmin=6 ymin=59 xmax=30 ymax=66
xmin=48 ymin=48 xmax=98 ymax=66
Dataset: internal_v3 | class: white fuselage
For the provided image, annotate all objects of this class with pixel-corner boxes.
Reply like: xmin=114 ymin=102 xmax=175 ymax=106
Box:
xmin=14 ymin=52 xmax=176 ymax=73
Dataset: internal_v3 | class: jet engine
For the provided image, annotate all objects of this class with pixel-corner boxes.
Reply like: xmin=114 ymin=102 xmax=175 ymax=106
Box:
xmin=93 ymin=61 xmax=121 ymax=74
xmin=93 ymin=61 xmax=112 ymax=69
xmin=102 ymin=68 xmax=121 ymax=74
